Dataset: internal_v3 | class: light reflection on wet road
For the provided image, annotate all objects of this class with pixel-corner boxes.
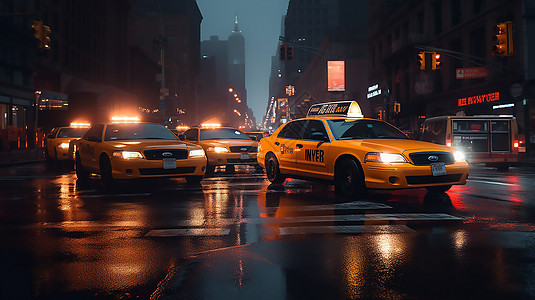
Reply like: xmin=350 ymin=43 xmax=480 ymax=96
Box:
xmin=0 ymin=163 xmax=534 ymax=299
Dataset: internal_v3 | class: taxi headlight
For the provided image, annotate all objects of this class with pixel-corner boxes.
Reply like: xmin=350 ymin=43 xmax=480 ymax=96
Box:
xmin=453 ymin=150 xmax=465 ymax=162
xmin=365 ymin=152 xmax=407 ymax=163
xmin=209 ymin=146 xmax=229 ymax=153
xmin=59 ymin=142 xmax=70 ymax=149
xmin=112 ymin=150 xmax=143 ymax=159
xmin=189 ymin=149 xmax=205 ymax=157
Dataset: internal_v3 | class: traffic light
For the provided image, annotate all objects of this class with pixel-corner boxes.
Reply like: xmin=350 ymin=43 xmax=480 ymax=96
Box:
xmin=286 ymin=46 xmax=294 ymax=60
xmin=417 ymin=51 xmax=425 ymax=70
xmin=492 ymin=21 xmax=513 ymax=56
xmin=41 ymin=25 xmax=51 ymax=49
xmin=432 ymin=52 xmax=441 ymax=70
xmin=378 ymin=109 xmax=384 ymax=120
xmin=279 ymin=44 xmax=287 ymax=60
xmin=32 ymin=20 xmax=42 ymax=40
xmin=393 ymin=102 xmax=401 ymax=114
xmin=32 ymin=20 xmax=51 ymax=50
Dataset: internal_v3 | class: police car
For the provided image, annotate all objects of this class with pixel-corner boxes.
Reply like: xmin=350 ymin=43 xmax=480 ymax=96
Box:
xmin=257 ymin=101 xmax=469 ymax=196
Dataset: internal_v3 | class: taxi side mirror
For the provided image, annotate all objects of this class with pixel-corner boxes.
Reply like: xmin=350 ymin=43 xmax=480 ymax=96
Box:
xmin=47 ymin=133 xmax=55 ymax=139
xmin=250 ymin=136 xmax=257 ymax=141
xmin=311 ymin=132 xmax=328 ymax=142
xmin=178 ymin=134 xmax=186 ymax=141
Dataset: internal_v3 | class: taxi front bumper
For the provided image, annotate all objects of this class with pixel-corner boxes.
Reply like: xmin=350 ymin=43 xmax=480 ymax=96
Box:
xmin=363 ymin=161 xmax=469 ymax=189
xmin=55 ymin=146 xmax=72 ymax=160
xmin=110 ymin=157 xmax=206 ymax=179
xmin=206 ymin=152 xmax=258 ymax=166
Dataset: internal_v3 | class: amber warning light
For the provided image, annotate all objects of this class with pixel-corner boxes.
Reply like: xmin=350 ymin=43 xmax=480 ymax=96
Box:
xmin=111 ymin=116 xmax=140 ymax=123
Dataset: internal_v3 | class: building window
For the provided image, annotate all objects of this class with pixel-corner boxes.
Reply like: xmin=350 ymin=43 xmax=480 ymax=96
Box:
xmin=451 ymin=0 xmax=462 ymax=26
xmin=418 ymin=11 xmax=424 ymax=33
xmin=449 ymin=38 xmax=463 ymax=89
xmin=434 ymin=1 xmax=443 ymax=35
xmin=472 ymin=0 xmax=485 ymax=15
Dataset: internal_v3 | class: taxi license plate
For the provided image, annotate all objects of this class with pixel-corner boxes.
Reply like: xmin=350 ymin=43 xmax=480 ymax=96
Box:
xmin=240 ymin=153 xmax=249 ymax=160
xmin=163 ymin=158 xmax=177 ymax=169
xmin=430 ymin=162 xmax=446 ymax=176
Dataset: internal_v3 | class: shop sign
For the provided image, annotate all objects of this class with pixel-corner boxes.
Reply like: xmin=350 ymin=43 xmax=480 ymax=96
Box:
xmin=456 ymin=67 xmax=489 ymax=79
xmin=458 ymin=92 xmax=500 ymax=107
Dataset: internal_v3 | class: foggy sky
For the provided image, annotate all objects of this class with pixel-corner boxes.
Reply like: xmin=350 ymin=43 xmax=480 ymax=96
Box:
xmin=196 ymin=0 xmax=290 ymax=123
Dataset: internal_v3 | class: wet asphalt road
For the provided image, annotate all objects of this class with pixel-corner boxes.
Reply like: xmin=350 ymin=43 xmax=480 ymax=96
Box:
xmin=0 ymin=163 xmax=534 ymax=299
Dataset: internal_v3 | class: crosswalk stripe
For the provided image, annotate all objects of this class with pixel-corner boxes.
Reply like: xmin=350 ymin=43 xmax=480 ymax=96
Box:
xmin=279 ymin=225 xmax=414 ymax=235
xmin=145 ymin=228 xmax=230 ymax=237
xmin=178 ymin=213 xmax=460 ymax=227
xmin=468 ymin=179 xmax=517 ymax=186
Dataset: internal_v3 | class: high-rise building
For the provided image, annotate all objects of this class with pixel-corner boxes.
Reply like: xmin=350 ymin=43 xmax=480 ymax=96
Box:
xmin=198 ymin=17 xmax=254 ymax=129
xmin=368 ymin=0 xmax=534 ymax=153
xmin=265 ymin=0 xmax=369 ymax=129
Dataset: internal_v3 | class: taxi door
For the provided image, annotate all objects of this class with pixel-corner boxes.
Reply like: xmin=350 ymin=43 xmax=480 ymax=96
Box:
xmin=79 ymin=124 xmax=104 ymax=171
xmin=273 ymin=120 xmax=306 ymax=174
xmin=295 ymin=120 xmax=331 ymax=179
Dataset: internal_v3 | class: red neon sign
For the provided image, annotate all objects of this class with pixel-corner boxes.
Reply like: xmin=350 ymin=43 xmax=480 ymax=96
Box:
xmin=458 ymin=92 xmax=500 ymax=107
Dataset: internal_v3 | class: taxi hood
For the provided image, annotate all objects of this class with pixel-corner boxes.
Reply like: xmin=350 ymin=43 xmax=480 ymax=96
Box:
xmin=342 ymin=139 xmax=453 ymax=154
xmin=201 ymin=139 xmax=258 ymax=148
xmin=106 ymin=140 xmax=195 ymax=150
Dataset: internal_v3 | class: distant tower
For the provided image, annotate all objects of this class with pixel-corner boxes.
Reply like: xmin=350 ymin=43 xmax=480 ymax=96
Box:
xmin=228 ymin=16 xmax=246 ymax=104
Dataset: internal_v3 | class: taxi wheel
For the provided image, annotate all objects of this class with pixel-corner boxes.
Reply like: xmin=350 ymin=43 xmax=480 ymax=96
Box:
xmin=185 ymin=176 xmax=203 ymax=185
xmin=99 ymin=154 xmax=114 ymax=185
xmin=334 ymin=158 xmax=366 ymax=197
xmin=265 ymin=153 xmax=285 ymax=184
xmin=425 ymin=185 xmax=452 ymax=193
xmin=75 ymin=153 xmax=89 ymax=181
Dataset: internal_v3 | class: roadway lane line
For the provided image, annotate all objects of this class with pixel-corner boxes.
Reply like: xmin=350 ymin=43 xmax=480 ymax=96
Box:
xmin=145 ymin=228 xmax=230 ymax=237
xmin=79 ymin=192 xmax=152 ymax=198
xmin=468 ymin=179 xmax=518 ymax=186
xmin=176 ymin=213 xmax=461 ymax=227
xmin=279 ymin=224 xmax=414 ymax=235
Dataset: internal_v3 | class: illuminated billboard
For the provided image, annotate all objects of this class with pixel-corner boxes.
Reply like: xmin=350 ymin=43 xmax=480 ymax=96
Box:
xmin=327 ymin=61 xmax=345 ymax=92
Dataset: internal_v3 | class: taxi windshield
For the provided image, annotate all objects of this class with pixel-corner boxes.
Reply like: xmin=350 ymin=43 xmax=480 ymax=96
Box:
xmin=57 ymin=128 xmax=88 ymax=138
xmin=104 ymin=123 xmax=177 ymax=141
xmin=200 ymin=128 xmax=251 ymax=140
xmin=327 ymin=119 xmax=409 ymax=140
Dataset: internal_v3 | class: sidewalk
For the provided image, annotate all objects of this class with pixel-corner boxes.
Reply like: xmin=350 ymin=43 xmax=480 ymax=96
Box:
xmin=0 ymin=148 xmax=46 ymax=167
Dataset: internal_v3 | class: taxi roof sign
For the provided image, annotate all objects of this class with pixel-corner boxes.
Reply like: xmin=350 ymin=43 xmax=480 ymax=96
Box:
xmin=306 ymin=101 xmax=363 ymax=118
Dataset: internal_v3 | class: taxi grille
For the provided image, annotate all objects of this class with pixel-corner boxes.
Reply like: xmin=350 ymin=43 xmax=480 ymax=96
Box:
xmin=409 ymin=152 xmax=455 ymax=166
xmin=227 ymin=158 xmax=257 ymax=163
xmin=144 ymin=149 xmax=188 ymax=160
xmin=406 ymin=174 xmax=462 ymax=185
xmin=229 ymin=146 xmax=257 ymax=153
xmin=139 ymin=167 xmax=196 ymax=175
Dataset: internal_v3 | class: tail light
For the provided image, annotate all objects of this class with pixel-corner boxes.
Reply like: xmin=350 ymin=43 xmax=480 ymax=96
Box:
xmin=446 ymin=133 xmax=452 ymax=147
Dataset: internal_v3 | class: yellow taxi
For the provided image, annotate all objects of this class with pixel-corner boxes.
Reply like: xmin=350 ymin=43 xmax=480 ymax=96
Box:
xmin=257 ymin=101 xmax=469 ymax=196
xmin=74 ymin=117 xmax=207 ymax=185
xmin=45 ymin=123 xmax=91 ymax=161
xmin=179 ymin=124 xmax=259 ymax=175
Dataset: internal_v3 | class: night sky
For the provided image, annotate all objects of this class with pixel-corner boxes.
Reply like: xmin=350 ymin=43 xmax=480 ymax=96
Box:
xmin=196 ymin=0 xmax=290 ymax=123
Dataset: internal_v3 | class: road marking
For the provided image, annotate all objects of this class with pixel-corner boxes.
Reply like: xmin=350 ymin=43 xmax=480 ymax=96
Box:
xmin=279 ymin=225 xmax=414 ymax=235
xmin=175 ymin=213 xmax=461 ymax=227
xmin=79 ymin=192 xmax=152 ymax=198
xmin=468 ymin=179 xmax=518 ymax=186
xmin=145 ymin=228 xmax=230 ymax=237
